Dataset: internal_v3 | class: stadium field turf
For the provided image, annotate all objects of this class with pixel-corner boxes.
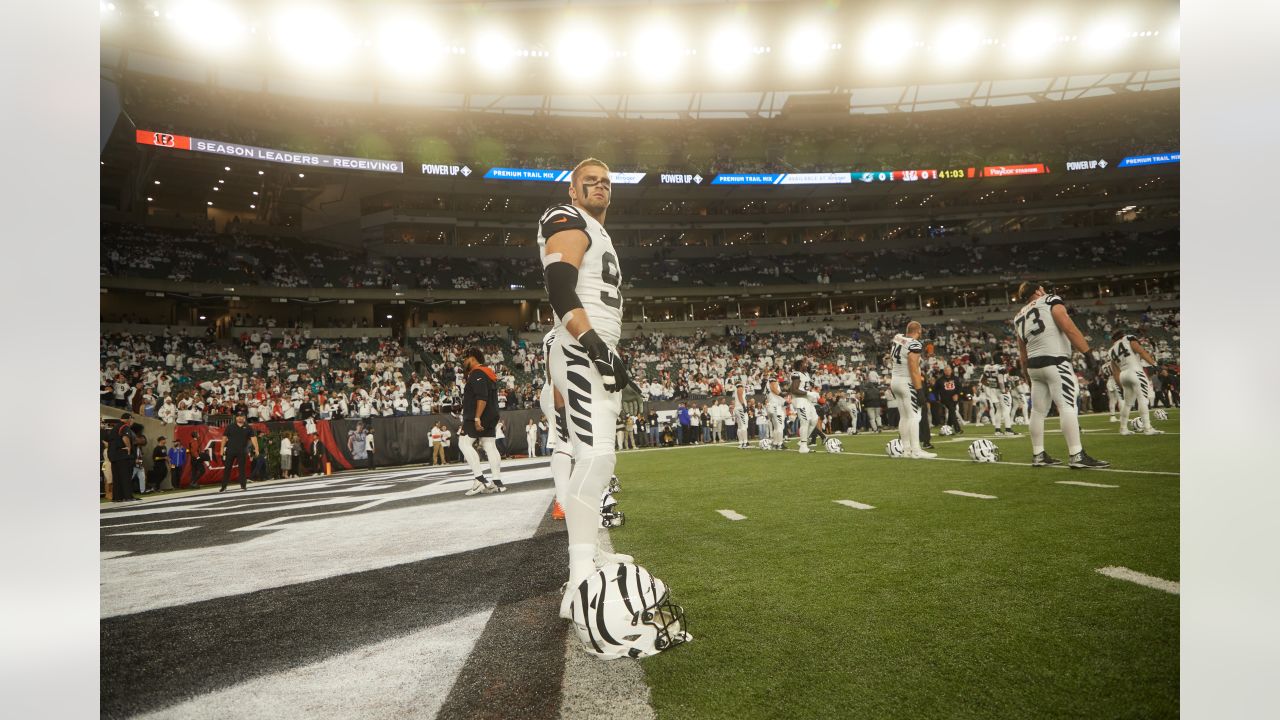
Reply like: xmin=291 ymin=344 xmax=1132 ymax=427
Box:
xmin=611 ymin=410 xmax=1179 ymax=720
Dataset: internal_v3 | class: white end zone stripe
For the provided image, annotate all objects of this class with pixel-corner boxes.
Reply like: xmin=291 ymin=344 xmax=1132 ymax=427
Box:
xmin=1056 ymin=481 xmax=1120 ymax=488
xmin=1096 ymin=566 xmax=1180 ymax=594
xmin=108 ymin=526 xmax=201 ymax=536
xmin=716 ymin=509 xmax=747 ymax=521
xmin=944 ymin=490 xmax=997 ymax=499
xmin=834 ymin=500 xmax=875 ymax=510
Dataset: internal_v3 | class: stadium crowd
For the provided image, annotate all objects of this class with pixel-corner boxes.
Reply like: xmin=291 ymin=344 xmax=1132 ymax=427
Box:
xmin=101 ymin=223 xmax=1177 ymax=291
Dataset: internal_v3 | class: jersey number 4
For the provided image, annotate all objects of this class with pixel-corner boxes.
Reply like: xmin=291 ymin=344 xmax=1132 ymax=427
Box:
xmin=891 ymin=344 xmax=902 ymax=363
xmin=1015 ymin=308 xmax=1046 ymax=341
xmin=1110 ymin=343 xmax=1131 ymax=362
xmin=600 ymin=251 xmax=622 ymax=309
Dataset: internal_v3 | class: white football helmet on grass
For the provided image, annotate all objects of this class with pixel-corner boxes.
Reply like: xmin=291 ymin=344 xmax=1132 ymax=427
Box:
xmin=939 ymin=425 xmax=954 ymax=436
xmin=1153 ymin=409 xmax=1168 ymax=421
xmin=968 ymin=438 xmax=1001 ymax=463
xmin=570 ymin=562 xmax=692 ymax=660
xmin=886 ymin=438 xmax=905 ymax=457
xmin=824 ymin=437 xmax=843 ymax=453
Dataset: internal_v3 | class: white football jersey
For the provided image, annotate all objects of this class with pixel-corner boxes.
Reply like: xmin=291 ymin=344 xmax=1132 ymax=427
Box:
xmin=791 ymin=370 xmax=815 ymax=394
xmin=981 ymin=364 xmax=1005 ymax=390
xmin=1014 ymin=294 xmax=1071 ymax=359
xmin=889 ymin=334 xmax=922 ymax=380
xmin=537 ymin=204 xmax=624 ymax=346
xmin=1107 ymin=335 xmax=1145 ymax=374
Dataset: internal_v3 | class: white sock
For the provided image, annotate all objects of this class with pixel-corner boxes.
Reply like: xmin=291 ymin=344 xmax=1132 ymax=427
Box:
xmin=480 ymin=437 xmax=502 ymax=481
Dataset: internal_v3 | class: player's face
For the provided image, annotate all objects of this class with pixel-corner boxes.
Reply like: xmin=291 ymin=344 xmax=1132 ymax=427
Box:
xmin=571 ymin=166 xmax=612 ymax=212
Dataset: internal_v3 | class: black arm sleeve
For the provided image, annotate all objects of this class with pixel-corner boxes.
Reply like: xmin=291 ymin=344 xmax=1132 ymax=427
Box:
xmin=544 ymin=261 xmax=585 ymax=324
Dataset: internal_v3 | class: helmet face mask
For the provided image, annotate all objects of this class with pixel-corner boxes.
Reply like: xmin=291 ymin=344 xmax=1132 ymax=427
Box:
xmin=571 ymin=563 xmax=692 ymax=660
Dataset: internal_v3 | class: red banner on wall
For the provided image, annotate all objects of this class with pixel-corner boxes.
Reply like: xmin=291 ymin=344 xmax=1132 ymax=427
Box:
xmin=981 ymin=163 xmax=1049 ymax=177
xmin=135 ymin=129 xmax=192 ymax=150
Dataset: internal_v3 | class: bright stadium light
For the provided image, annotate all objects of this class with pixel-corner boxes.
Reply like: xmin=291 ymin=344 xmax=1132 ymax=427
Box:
xmin=629 ymin=16 xmax=688 ymax=85
xmin=377 ymin=12 xmax=447 ymax=81
xmin=169 ymin=2 xmax=249 ymax=55
xmin=782 ymin=20 xmax=832 ymax=75
xmin=472 ymin=25 xmax=521 ymax=80
xmin=552 ymin=17 xmax=614 ymax=87
xmin=1006 ymin=14 xmax=1060 ymax=65
xmin=706 ymin=23 xmax=756 ymax=81
xmin=932 ymin=18 xmax=984 ymax=67
xmin=272 ymin=6 xmax=357 ymax=72
xmin=1082 ymin=16 xmax=1133 ymax=57
xmin=859 ymin=16 xmax=916 ymax=71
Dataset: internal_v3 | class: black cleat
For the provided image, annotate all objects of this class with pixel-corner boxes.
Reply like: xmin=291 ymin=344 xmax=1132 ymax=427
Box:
xmin=1069 ymin=451 xmax=1110 ymax=469
xmin=1032 ymin=451 xmax=1063 ymax=467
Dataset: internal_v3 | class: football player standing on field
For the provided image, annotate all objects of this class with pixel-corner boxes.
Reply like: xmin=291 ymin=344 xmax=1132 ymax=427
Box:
xmin=889 ymin=321 xmax=935 ymax=459
xmin=537 ymin=158 xmax=635 ymax=621
xmin=1013 ymin=281 xmax=1109 ymax=469
xmin=766 ymin=371 xmax=786 ymax=450
xmin=1108 ymin=330 xmax=1164 ymax=435
xmin=980 ymin=357 xmax=1016 ymax=436
xmin=788 ymin=358 xmax=822 ymax=453
xmin=734 ymin=373 xmax=752 ymax=448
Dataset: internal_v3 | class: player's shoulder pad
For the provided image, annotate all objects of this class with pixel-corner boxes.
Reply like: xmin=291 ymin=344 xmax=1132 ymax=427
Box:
xmin=1043 ymin=294 xmax=1064 ymax=306
xmin=1127 ymin=334 xmax=1138 ymax=342
xmin=908 ymin=340 xmax=923 ymax=352
xmin=539 ymin=204 xmax=588 ymax=239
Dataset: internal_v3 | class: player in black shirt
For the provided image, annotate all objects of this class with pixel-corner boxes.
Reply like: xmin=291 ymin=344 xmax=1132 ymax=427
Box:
xmin=219 ymin=412 xmax=259 ymax=493
xmin=459 ymin=348 xmax=506 ymax=495
xmin=932 ymin=366 xmax=964 ymax=434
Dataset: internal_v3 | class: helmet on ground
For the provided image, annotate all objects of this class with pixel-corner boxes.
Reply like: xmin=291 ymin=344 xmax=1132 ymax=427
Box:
xmin=570 ymin=562 xmax=692 ymax=660
xmin=939 ymin=425 xmax=954 ymax=436
xmin=608 ymin=475 xmax=621 ymax=494
xmin=758 ymin=438 xmax=772 ymax=450
xmin=886 ymin=438 xmax=905 ymax=457
xmin=968 ymin=438 xmax=1001 ymax=462
xmin=824 ymin=437 xmax=843 ymax=453
xmin=1130 ymin=417 xmax=1145 ymax=432
xmin=1153 ymin=409 xmax=1168 ymax=421
xmin=600 ymin=491 xmax=624 ymax=528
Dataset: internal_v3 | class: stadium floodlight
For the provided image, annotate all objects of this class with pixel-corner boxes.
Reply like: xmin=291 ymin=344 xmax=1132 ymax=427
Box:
xmin=224 ymin=166 xmax=230 ymax=171
xmin=272 ymin=5 xmax=357 ymax=72
xmin=782 ymin=20 xmax=832 ymax=75
xmin=1005 ymin=14 xmax=1060 ymax=65
xmin=629 ymin=15 xmax=689 ymax=85
xmin=376 ymin=11 xmax=447 ymax=81
xmin=472 ymin=25 xmax=521 ymax=80
xmin=170 ymin=1 xmax=249 ymax=56
xmin=931 ymin=18 xmax=984 ymax=67
xmin=1082 ymin=16 xmax=1133 ymax=57
xmin=707 ymin=22 xmax=756 ymax=81
xmin=859 ymin=16 xmax=916 ymax=71
xmin=552 ymin=16 xmax=614 ymax=87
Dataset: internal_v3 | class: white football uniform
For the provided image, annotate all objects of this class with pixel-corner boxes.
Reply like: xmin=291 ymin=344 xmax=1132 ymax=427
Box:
xmin=734 ymin=376 xmax=751 ymax=445
xmin=1014 ymin=294 xmax=1083 ymax=455
xmin=889 ymin=334 xmax=923 ymax=454
xmin=1109 ymin=335 xmax=1153 ymax=430
xmin=537 ymin=204 xmax=624 ymax=347
xmin=790 ymin=369 xmax=819 ymax=448
xmin=980 ymin=363 xmax=1012 ymax=431
xmin=765 ymin=374 xmax=786 ymax=447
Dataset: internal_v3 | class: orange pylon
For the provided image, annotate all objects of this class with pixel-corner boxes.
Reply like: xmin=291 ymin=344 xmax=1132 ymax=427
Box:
xmin=552 ymin=501 xmax=565 ymax=520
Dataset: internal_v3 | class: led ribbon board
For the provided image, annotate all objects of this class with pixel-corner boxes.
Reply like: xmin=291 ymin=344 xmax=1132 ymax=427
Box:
xmin=136 ymin=130 xmax=404 ymax=173
xmin=710 ymin=173 xmax=852 ymax=185
xmin=481 ymin=167 xmax=647 ymax=184
xmin=1117 ymin=152 xmax=1180 ymax=168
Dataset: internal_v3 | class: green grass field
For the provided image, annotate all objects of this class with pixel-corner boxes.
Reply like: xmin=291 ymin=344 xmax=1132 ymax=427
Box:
xmin=613 ymin=411 xmax=1179 ymax=720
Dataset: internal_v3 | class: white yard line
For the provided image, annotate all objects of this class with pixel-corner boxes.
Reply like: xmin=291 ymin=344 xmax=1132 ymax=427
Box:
xmin=1056 ymin=480 xmax=1119 ymax=488
xmin=837 ymin=451 xmax=1179 ymax=476
xmin=943 ymin=490 xmax=998 ymax=500
xmin=716 ymin=509 xmax=748 ymax=521
xmin=833 ymin=500 xmax=876 ymax=510
xmin=1096 ymin=566 xmax=1180 ymax=594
